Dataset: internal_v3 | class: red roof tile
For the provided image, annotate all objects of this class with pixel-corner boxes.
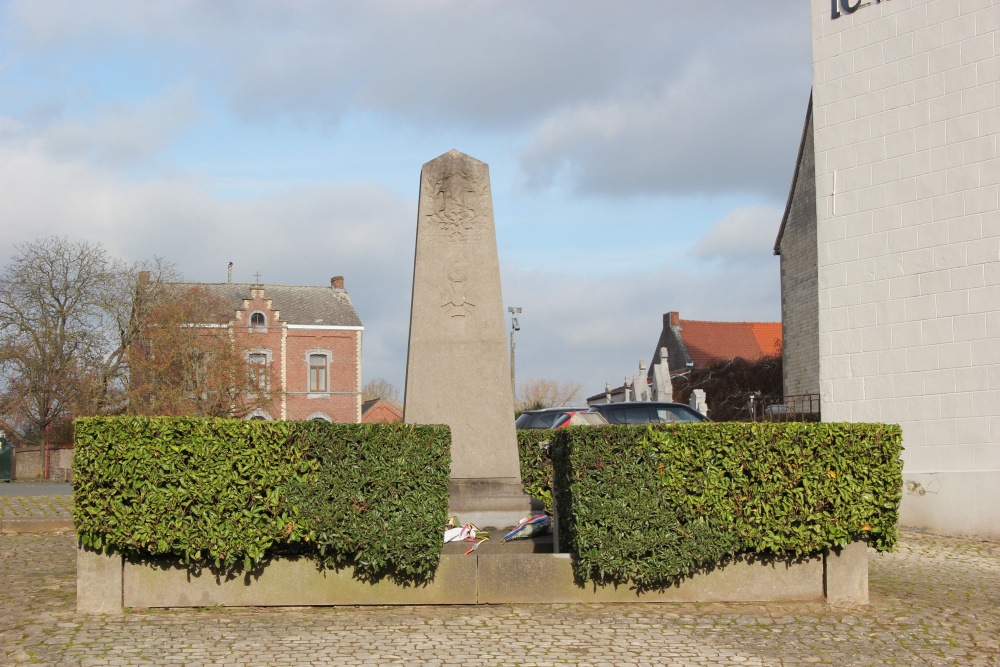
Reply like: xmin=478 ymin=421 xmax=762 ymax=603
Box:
xmin=678 ymin=319 xmax=782 ymax=367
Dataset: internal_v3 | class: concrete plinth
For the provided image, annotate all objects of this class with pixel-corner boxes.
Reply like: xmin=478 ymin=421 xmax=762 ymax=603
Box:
xmin=448 ymin=478 xmax=540 ymax=529
xmin=76 ymin=546 xmax=123 ymax=614
xmin=124 ymin=555 xmax=477 ymax=608
xmin=79 ymin=543 xmax=869 ymax=610
xmin=825 ymin=540 xmax=869 ymax=606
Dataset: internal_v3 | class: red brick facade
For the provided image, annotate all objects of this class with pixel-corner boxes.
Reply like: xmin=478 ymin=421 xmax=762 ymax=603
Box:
xmin=180 ymin=280 xmax=363 ymax=423
xmin=361 ymin=398 xmax=402 ymax=424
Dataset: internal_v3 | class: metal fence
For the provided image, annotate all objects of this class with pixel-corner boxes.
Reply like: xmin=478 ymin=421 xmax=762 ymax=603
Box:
xmin=748 ymin=393 xmax=821 ymax=423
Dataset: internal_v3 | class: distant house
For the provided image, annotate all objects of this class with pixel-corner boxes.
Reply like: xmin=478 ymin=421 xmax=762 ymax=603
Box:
xmin=586 ymin=311 xmax=782 ymax=407
xmin=166 ymin=276 xmax=364 ymax=422
xmin=361 ymin=398 xmax=403 ymax=424
xmin=650 ymin=311 xmax=783 ymax=374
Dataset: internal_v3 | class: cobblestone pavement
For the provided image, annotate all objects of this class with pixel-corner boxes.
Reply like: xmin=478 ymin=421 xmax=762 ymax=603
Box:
xmin=1 ymin=529 xmax=998 ymax=666
xmin=0 ymin=494 xmax=72 ymax=518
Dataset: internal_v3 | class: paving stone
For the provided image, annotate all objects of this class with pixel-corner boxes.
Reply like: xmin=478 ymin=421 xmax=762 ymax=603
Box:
xmin=1 ymin=505 xmax=999 ymax=665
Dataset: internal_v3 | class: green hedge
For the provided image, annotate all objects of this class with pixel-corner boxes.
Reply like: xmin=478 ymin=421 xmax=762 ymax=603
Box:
xmin=517 ymin=428 xmax=557 ymax=512
xmin=73 ymin=417 xmax=450 ymax=582
xmin=552 ymin=422 xmax=903 ymax=588
xmin=285 ymin=421 xmax=450 ymax=582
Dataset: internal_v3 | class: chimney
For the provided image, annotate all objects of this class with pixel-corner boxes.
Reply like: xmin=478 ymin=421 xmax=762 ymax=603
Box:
xmin=331 ymin=276 xmax=345 ymax=290
xmin=228 ymin=262 xmax=233 ymax=284
xmin=666 ymin=311 xmax=680 ymax=328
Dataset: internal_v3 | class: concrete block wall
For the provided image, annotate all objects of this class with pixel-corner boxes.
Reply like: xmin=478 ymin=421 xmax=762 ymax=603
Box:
xmin=12 ymin=446 xmax=73 ymax=481
xmin=809 ymin=0 xmax=999 ymax=539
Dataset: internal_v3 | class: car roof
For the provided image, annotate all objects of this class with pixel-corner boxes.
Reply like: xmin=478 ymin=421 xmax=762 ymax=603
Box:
xmin=590 ymin=402 xmax=693 ymax=408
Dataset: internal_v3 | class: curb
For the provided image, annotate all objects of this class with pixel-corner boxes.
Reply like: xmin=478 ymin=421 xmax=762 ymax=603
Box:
xmin=0 ymin=518 xmax=75 ymax=534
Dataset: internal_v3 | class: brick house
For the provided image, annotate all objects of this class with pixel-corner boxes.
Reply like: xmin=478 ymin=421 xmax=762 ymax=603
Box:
xmin=361 ymin=398 xmax=403 ymax=424
xmin=169 ymin=276 xmax=363 ymax=422
xmin=649 ymin=311 xmax=783 ymax=374
xmin=587 ymin=312 xmax=782 ymax=406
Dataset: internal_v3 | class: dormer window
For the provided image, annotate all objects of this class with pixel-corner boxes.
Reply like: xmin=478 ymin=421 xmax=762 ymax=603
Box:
xmin=250 ymin=311 xmax=266 ymax=332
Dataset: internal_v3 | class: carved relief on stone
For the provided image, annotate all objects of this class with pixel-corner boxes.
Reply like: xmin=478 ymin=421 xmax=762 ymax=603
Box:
xmin=421 ymin=158 xmax=489 ymax=241
xmin=440 ymin=264 xmax=475 ymax=317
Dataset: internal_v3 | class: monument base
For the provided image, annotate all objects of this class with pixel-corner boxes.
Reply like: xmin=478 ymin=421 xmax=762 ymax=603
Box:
xmin=448 ymin=478 xmax=542 ymax=529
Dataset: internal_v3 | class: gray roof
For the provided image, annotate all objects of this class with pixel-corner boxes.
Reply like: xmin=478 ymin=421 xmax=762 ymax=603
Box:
xmin=167 ymin=282 xmax=363 ymax=328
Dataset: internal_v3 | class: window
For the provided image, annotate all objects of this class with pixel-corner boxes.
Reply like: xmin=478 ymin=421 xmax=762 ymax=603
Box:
xmin=250 ymin=311 xmax=266 ymax=332
xmin=309 ymin=354 xmax=328 ymax=393
xmin=249 ymin=352 xmax=268 ymax=390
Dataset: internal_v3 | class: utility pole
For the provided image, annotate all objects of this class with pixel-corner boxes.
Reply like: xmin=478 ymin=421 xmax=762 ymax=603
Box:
xmin=508 ymin=307 xmax=521 ymax=401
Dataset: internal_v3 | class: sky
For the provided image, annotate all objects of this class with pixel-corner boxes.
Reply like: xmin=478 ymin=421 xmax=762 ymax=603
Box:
xmin=0 ymin=0 xmax=814 ymax=401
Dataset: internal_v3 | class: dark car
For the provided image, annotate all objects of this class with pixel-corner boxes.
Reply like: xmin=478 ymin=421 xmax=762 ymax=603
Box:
xmin=515 ymin=407 xmax=592 ymax=429
xmin=588 ymin=401 xmax=707 ymax=424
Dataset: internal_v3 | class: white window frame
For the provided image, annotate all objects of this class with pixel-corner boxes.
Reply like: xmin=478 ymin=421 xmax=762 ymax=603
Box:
xmin=305 ymin=349 xmax=332 ymax=397
xmin=246 ymin=349 xmax=272 ymax=391
xmin=249 ymin=311 xmax=267 ymax=333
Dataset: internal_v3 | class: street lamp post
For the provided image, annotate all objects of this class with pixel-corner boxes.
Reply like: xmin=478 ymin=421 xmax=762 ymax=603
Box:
xmin=508 ymin=307 xmax=521 ymax=400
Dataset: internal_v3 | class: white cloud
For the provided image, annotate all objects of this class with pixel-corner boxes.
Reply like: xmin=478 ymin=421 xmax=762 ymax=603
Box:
xmin=37 ymin=87 xmax=198 ymax=165
xmin=0 ymin=138 xmax=417 ymax=388
xmin=0 ymin=1 xmax=800 ymax=397
xmin=2 ymin=0 xmax=811 ymax=198
xmin=1 ymin=87 xmax=199 ymax=166
xmin=692 ymin=205 xmax=783 ymax=264
xmin=501 ymin=244 xmax=781 ymax=399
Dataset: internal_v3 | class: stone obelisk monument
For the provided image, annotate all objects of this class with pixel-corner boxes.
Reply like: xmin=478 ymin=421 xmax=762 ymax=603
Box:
xmin=404 ymin=150 xmax=534 ymax=528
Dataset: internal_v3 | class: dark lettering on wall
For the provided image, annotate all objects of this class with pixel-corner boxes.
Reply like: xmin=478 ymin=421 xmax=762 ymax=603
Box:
xmin=831 ymin=0 xmax=883 ymax=19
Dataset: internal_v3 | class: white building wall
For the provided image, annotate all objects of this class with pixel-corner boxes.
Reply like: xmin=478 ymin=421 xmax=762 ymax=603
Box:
xmin=810 ymin=0 xmax=999 ymax=539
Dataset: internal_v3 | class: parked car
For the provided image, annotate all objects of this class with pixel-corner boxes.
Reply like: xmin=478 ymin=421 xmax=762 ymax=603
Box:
xmin=588 ymin=401 xmax=708 ymax=424
xmin=515 ymin=407 xmax=593 ymax=430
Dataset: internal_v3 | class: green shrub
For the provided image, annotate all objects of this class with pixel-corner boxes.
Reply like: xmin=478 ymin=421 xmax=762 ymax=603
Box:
xmin=73 ymin=417 xmax=451 ymax=583
xmin=517 ymin=428 xmax=557 ymax=512
xmin=552 ymin=422 xmax=903 ymax=588
xmin=73 ymin=417 xmax=314 ymax=570
xmin=285 ymin=421 xmax=450 ymax=583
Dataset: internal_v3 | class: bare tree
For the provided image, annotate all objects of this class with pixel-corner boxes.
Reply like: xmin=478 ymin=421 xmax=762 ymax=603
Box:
xmin=517 ymin=378 xmax=584 ymax=411
xmin=362 ymin=377 xmax=400 ymax=403
xmin=0 ymin=237 xmax=119 ymax=441
xmin=126 ymin=285 xmax=277 ymax=418
xmin=0 ymin=236 xmax=270 ymax=441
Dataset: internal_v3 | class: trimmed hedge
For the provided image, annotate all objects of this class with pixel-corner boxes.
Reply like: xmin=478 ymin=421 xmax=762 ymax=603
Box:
xmin=285 ymin=421 xmax=451 ymax=582
xmin=517 ymin=428 xmax=557 ymax=512
xmin=552 ymin=422 xmax=903 ymax=588
xmin=73 ymin=417 xmax=450 ymax=582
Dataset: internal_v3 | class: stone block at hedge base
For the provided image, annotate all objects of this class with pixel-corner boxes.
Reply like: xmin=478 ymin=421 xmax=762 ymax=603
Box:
xmin=77 ymin=546 xmax=123 ymax=614
xmin=825 ymin=540 xmax=869 ymax=606
xmin=477 ymin=553 xmax=825 ymax=604
xmin=124 ymin=554 xmax=478 ymax=607
xmin=80 ymin=541 xmax=868 ymax=609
